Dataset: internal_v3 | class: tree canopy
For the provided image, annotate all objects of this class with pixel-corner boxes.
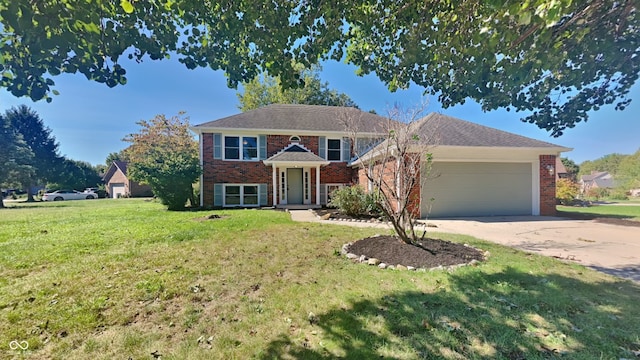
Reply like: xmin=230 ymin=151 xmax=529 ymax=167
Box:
xmin=0 ymin=112 xmax=33 ymax=208
xmin=123 ymin=113 xmax=200 ymax=210
xmin=238 ymin=67 xmax=358 ymax=111
xmin=4 ymin=105 xmax=63 ymax=201
xmin=579 ymin=153 xmax=628 ymax=177
xmin=1 ymin=0 xmax=637 ymax=135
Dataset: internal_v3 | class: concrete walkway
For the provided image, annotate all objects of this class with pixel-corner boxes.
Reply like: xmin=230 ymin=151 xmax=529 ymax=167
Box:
xmin=289 ymin=210 xmax=640 ymax=283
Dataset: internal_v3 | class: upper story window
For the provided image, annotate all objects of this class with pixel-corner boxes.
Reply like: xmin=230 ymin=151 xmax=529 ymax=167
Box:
xmin=327 ymin=139 xmax=342 ymax=161
xmin=224 ymin=136 xmax=258 ymax=160
xmin=289 ymin=135 xmax=301 ymax=142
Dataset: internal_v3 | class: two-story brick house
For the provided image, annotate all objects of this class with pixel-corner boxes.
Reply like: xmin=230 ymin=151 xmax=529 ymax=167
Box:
xmin=191 ymin=104 xmax=389 ymax=209
xmin=191 ymin=104 xmax=570 ymax=217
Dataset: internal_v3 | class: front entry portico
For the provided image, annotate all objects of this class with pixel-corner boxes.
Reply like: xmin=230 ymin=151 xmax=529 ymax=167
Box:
xmin=263 ymin=144 xmax=330 ymax=209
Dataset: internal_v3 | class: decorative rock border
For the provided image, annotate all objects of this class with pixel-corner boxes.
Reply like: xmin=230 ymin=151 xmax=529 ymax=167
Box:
xmin=341 ymin=236 xmax=490 ymax=273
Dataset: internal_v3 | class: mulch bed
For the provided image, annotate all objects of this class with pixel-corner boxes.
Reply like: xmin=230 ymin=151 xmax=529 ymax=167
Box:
xmin=346 ymin=235 xmax=485 ymax=269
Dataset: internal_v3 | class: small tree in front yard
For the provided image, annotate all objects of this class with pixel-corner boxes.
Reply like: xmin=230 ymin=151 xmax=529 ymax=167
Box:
xmin=123 ymin=113 xmax=201 ymax=210
xmin=341 ymin=102 xmax=436 ymax=245
xmin=556 ymin=178 xmax=580 ymax=205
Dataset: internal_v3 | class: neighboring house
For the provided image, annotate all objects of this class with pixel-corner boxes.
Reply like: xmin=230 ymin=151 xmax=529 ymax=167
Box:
xmin=102 ymin=161 xmax=153 ymax=198
xmin=555 ymin=158 xmax=569 ymax=180
xmin=191 ymin=104 xmax=570 ymax=218
xmin=579 ymin=171 xmax=615 ymax=195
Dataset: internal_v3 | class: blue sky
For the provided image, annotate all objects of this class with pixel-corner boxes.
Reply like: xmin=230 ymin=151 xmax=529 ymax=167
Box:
xmin=1 ymin=57 xmax=638 ymax=166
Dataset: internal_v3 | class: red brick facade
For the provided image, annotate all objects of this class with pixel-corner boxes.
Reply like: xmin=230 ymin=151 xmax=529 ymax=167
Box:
xmin=357 ymin=155 xmax=421 ymax=218
xmin=201 ymin=133 xmax=559 ymax=216
xmin=201 ymin=133 xmax=355 ymax=207
xmin=539 ymin=155 xmax=557 ymax=216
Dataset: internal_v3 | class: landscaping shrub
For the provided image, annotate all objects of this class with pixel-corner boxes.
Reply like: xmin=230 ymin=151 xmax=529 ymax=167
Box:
xmin=329 ymin=185 xmax=381 ymax=217
xmin=556 ymin=178 xmax=579 ymax=205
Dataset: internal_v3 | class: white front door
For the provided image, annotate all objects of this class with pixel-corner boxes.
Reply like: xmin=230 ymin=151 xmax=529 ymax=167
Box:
xmin=287 ymin=168 xmax=304 ymax=204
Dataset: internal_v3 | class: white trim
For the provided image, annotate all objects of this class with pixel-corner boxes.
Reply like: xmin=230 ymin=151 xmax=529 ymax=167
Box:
xmin=315 ymin=165 xmax=321 ymax=205
xmin=324 ymin=183 xmax=347 ymax=205
xmin=190 ymin=127 xmax=383 ymax=138
xmin=222 ymin=135 xmax=260 ymax=161
xmin=532 ymin=160 xmax=540 ymax=215
xmin=279 ymin=170 xmax=287 ymax=204
xmin=272 ymin=166 xmax=277 ymax=206
xmin=223 ymin=184 xmax=260 ymax=207
xmin=303 ymin=169 xmax=311 ymax=204
xmin=325 ymin=137 xmax=344 ymax=162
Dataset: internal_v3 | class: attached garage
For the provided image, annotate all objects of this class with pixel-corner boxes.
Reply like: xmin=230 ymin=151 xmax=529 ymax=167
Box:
xmin=354 ymin=113 xmax=571 ymax=218
xmin=422 ymin=162 xmax=533 ymax=217
xmin=110 ymin=183 xmax=126 ymax=198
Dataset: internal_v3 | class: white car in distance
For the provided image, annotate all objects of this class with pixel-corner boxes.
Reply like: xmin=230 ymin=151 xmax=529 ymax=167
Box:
xmin=42 ymin=189 xmax=98 ymax=201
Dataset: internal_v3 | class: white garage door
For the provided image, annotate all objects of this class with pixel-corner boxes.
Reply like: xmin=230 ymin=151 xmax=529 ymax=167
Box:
xmin=421 ymin=162 xmax=532 ymax=218
xmin=110 ymin=184 xmax=126 ymax=198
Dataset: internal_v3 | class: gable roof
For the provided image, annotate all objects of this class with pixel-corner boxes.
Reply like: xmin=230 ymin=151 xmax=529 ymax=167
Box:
xmin=581 ymin=171 xmax=611 ymax=181
xmin=413 ymin=113 xmax=569 ymax=148
xmin=263 ymin=144 xmax=329 ymax=165
xmin=191 ymin=104 xmax=391 ymax=135
xmin=102 ymin=160 xmax=128 ymax=182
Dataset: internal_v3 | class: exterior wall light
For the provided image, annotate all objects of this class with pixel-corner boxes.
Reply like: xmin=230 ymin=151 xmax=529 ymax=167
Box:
xmin=546 ymin=164 xmax=555 ymax=176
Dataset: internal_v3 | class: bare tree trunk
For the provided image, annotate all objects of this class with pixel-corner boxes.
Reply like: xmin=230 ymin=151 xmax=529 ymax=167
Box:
xmin=25 ymin=182 xmax=35 ymax=202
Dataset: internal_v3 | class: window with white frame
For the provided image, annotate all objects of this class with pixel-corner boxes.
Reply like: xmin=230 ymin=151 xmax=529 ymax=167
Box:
xmin=327 ymin=139 xmax=341 ymax=161
xmin=224 ymin=185 xmax=259 ymax=206
xmin=355 ymin=137 xmax=383 ymax=156
xmin=224 ymin=136 xmax=259 ymax=160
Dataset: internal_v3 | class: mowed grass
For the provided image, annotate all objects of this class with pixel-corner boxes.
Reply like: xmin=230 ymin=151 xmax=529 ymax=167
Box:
xmin=1 ymin=200 xmax=639 ymax=359
xmin=558 ymin=203 xmax=640 ymax=221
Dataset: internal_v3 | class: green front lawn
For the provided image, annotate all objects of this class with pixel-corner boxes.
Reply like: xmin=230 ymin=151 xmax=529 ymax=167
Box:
xmin=1 ymin=199 xmax=639 ymax=359
xmin=558 ymin=203 xmax=640 ymax=221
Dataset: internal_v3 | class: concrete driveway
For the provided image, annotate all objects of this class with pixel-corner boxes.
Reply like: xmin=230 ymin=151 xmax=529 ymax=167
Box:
xmin=289 ymin=211 xmax=640 ymax=282
xmin=422 ymin=216 xmax=640 ymax=282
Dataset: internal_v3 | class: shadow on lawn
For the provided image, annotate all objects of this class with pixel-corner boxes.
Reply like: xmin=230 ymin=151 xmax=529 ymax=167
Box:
xmin=260 ymin=267 xmax=640 ymax=359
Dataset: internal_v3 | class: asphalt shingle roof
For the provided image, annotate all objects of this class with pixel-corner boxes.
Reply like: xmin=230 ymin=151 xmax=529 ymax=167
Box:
xmin=193 ymin=104 xmax=390 ymax=133
xmin=413 ymin=113 xmax=565 ymax=148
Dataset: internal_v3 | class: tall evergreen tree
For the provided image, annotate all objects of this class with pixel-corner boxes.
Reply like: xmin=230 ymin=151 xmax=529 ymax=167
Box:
xmin=4 ymin=105 xmax=63 ymax=201
xmin=0 ymin=113 xmax=34 ymax=207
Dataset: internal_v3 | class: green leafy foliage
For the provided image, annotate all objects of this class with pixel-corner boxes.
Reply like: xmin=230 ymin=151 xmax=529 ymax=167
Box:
xmin=47 ymin=159 xmax=102 ymax=191
xmin=123 ymin=113 xmax=200 ymax=210
xmin=579 ymin=153 xmax=627 ymax=177
xmin=238 ymin=66 xmax=359 ymax=111
xmin=616 ymin=149 xmax=640 ymax=189
xmin=560 ymin=158 xmax=579 ymax=180
xmin=555 ymin=178 xmax=579 ymax=205
xmin=3 ymin=105 xmax=63 ymax=201
xmin=0 ymin=113 xmax=33 ymax=207
xmin=1 ymin=0 xmax=637 ymax=135
xmin=328 ymin=185 xmax=380 ymax=217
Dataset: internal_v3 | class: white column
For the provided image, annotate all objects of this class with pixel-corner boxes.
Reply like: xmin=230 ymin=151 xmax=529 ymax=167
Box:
xmin=316 ymin=165 xmax=321 ymax=205
xmin=272 ymin=166 xmax=277 ymax=207
xmin=531 ymin=161 xmax=540 ymax=215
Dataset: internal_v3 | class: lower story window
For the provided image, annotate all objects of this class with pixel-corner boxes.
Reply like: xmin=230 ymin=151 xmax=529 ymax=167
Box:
xmin=224 ymin=185 xmax=259 ymax=206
